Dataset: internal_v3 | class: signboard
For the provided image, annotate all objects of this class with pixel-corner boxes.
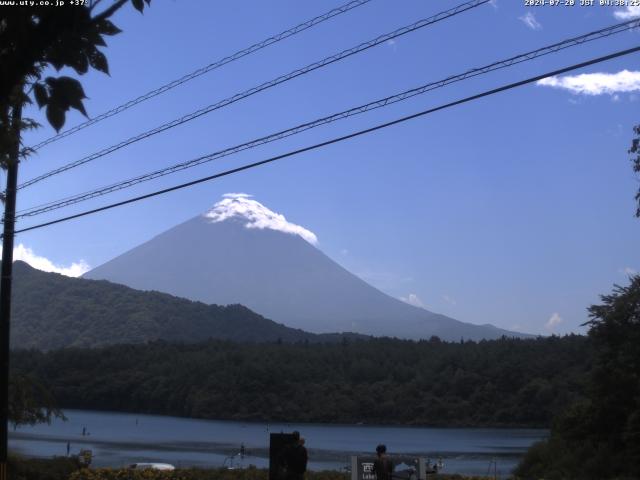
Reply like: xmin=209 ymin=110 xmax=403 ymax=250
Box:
xmin=78 ymin=449 xmax=93 ymax=466
xmin=269 ymin=433 xmax=297 ymax=480
xmin=351 ymin=455 xmax=428 ymax=480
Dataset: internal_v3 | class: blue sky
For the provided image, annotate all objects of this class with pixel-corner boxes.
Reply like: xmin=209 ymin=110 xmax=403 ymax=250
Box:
xmin=11 ymin=0 xmax=640 ymax=335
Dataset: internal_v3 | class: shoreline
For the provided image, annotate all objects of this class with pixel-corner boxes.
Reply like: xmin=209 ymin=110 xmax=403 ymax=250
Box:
xmin=9 ymin=409 xmax=543 ymax=477
xmin=43 ymin=407 xmax=553 ymax=431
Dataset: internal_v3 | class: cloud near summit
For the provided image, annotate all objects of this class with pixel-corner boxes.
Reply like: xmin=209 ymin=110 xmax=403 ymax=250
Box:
xmin=205 ymin=193 xmax=318 ymax=245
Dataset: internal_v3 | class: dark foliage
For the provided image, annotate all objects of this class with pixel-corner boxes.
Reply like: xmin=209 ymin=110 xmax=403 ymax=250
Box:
xmin=7 ymin=459 xmax=481 ymax=480
xmin=68 ymin=467 xmax=485 ymax=480
xmin=12 ymin=334 xmax=590 ymax=427
xmin=8 ymin=374 xmax=64 ymax=427
xmin=0 ymin=0 xmax=151 ymax=139
xmin=1 ymin=0 xmax=151 ymax=455
xmin=8 ymin=454 xmax=81 ymax=480
xmin=515 ymin=276 xmax=640 ymax=479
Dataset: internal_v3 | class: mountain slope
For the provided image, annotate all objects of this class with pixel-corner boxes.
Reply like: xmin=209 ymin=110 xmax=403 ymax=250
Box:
xmin=85 ymin=195 xmax=526 ymax=341
xmin=10 ymin=261 xmax=354 ymax=350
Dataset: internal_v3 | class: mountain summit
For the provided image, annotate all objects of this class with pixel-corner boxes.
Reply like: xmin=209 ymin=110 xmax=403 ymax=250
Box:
xmin=85 ymin=194 xmax=524 ymax=341
xmin=205 ymin=193 xmax=318 ymax=244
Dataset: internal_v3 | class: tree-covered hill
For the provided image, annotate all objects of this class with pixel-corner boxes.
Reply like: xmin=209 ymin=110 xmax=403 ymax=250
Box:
xmin=9 ymin=261 xmax=360 ymax=349
xmin=12 ymin=335 xmax=590 ymax=427
xmin=515 ymin=276 xmax=640 ymax=479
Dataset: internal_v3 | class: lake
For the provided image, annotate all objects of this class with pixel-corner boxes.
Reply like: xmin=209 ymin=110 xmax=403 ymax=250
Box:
xmin=9 ymin=410 xmax=546 ymax=478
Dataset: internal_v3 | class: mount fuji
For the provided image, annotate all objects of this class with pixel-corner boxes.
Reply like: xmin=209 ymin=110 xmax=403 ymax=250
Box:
xmin=84 ymin=194 xmax=525 ymax=341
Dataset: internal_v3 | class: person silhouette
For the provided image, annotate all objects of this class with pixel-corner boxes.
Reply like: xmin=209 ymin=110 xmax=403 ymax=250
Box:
xmin=283 ymin=431 xmax=307 ymax=480
xmin=373 ymin=444 xmax=392 ymax=480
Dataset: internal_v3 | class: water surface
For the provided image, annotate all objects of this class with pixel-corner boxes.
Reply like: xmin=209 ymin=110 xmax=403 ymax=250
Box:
xmin=9 ymin=409 xmax=546 ymax=477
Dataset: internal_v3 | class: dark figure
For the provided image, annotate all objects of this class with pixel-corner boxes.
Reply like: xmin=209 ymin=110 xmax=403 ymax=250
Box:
xmin=82 ymin=426 xmax=86 ymax=436
xmin=66 ymin=441 xmax=70 ymax=456
xmin=373 ymin=444 xmax=393 ymax=480
xmin=284 ymin=431 xmax=307 ymax=480
xmin=241 ymin=443 xmax=246 ymax=459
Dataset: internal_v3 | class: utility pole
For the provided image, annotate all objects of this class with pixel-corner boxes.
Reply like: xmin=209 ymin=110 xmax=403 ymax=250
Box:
xmin=0 ymin=97 xmax=22 ymax=480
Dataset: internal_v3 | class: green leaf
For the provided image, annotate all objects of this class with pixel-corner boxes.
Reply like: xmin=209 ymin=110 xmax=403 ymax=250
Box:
xmin=45 ymin=76 xmax=89 ymax=121
xmin=87 ymin=28 xmax=107 ymax=47
xmin=68 ymin=97 xmax=88 ymax=117
xmin=96 ymin=19 xmax=122 ymax=36
xmin=132 ymin=0 xmax=144 ymax=12
xmin=69 ymin=51 xmax=89 ymax=75
xmin=50 ymin=76 xmax=87 ymax=102
xmin=46 ymin=104 xmax=65 ymax=132
xmin=33 ymin=83 xmax=48 ymax=108
xmin=48 ymin=56 xmax=65 ymax=71
xmin=88 ymin=48 xmax=109 ymax=75
xmin=20 ymin=119 xmax=41 ymax=131
xmin=44 ymin=77 xmax=57 ymax=89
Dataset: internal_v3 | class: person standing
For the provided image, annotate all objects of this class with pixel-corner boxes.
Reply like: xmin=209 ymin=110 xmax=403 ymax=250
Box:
xmin=284 ymin=431 xmax=308 ymax=480
xmin=66 ymin=441 xmax=70 ymax=457
xmin=373 ymin=444 xmax=393 ymax=480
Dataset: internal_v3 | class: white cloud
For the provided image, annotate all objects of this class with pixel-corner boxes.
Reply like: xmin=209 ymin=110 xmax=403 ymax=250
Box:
xmin=537 ymin=70 xmax=640 ymax=96
xmin=2 ymin=244 xmax=90 ymax=277
xmin=205 ymin=193 xmax=318 ymax=245
xmin=400 ymin=293 xmax=425 ymax=308
xmin=488 ymin=0 xmax=498 ymax=10
xmin=545 ymin=312 xmax=563 ymax=331
xmin=614 ymin=6 xmax=640 ymax=19
xmin=386 ymin=38 xmax=398 ymax=52
xmin=519 ymin=12 xmax=541 ymax=30
xmin=620 ymin=266 xmax=638 ymax=275
xmin=442 ymin=294 xmax=457 ymax=306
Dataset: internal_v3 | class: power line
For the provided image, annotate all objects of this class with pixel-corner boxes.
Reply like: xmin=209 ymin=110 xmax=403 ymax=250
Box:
xmin=17 ymin=0 xmax=490 ymax=191
xmin=28 ymin=0 xmax=374 ymax=151
xmin=16 ymin=18 xmax=640 ymax=219
xmin=12 ymin=45 xmax=640 ymax=237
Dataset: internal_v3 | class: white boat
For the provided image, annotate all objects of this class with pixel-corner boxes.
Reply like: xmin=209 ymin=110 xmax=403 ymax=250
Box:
xmin=129 ymin=463 xmax=176 ymax=471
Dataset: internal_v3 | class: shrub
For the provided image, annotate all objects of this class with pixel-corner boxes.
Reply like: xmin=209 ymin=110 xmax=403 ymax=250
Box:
xmin=8 ymin=455 xmax=81 ymax=480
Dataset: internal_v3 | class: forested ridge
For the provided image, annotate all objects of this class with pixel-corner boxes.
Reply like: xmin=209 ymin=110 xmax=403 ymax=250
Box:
xmin=12 ymin=335 xmax=589 ymax=427
xmin=9 ymin=261 xmax=361 ymax=349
